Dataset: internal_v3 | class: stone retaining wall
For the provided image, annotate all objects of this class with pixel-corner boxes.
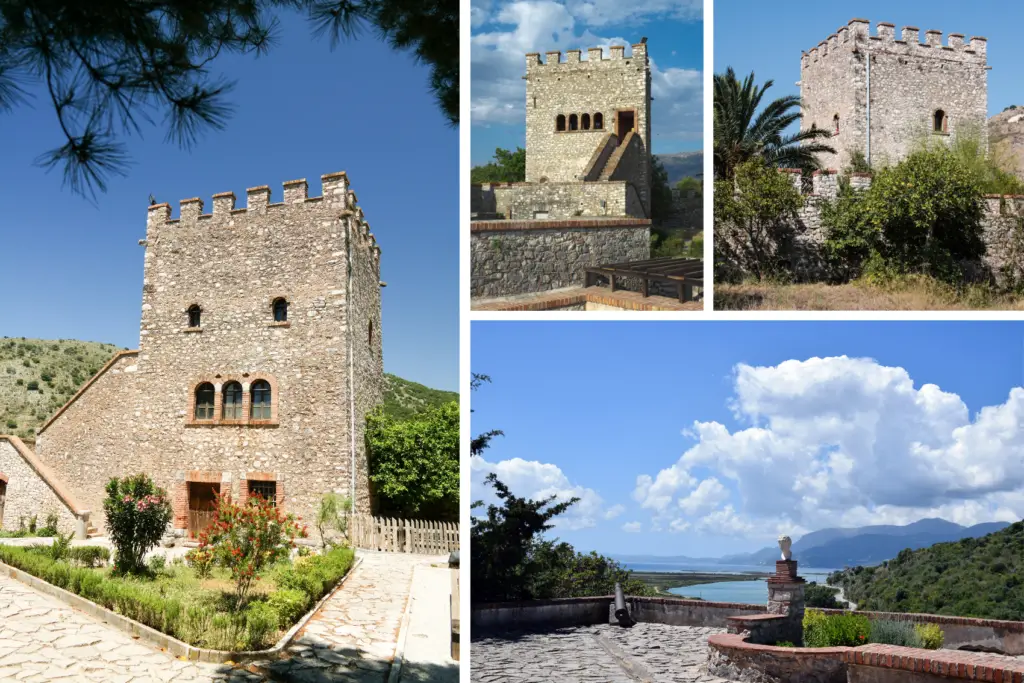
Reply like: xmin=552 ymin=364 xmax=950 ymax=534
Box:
xmin=470 ymin=218 xmax=650 ymax=298
xmin=631 ymin=597 xmax=764 ymax=627
xmin=472 ymin=596 xmax=612 ymax=632
xmin=489 ymin=181 xmax=638 ymax=220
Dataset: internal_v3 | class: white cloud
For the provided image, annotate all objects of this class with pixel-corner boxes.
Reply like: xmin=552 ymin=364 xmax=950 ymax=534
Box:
xmin=635 ymin=356 xmax=1024 ymax=540
xmin=471 ymin=455 xmax=616 ymax=530
xmin=470 ymin=0 xmax=702 ymax=145
xmin=622 ymin=521 xmax=643 ymax=533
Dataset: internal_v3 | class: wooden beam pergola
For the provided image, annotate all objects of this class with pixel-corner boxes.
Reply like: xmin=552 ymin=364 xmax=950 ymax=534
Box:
xmin=584 ymin=257 xmax=703 ymax=303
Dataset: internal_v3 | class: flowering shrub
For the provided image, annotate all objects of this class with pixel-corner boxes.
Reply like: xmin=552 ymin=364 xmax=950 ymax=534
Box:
xmin=194 ymin=493 xmax=307 ymax=606
xmin=103 ymin=474 xmax=172 ymax=574
xmin=185 ymin=545 xmax=214 ymax=578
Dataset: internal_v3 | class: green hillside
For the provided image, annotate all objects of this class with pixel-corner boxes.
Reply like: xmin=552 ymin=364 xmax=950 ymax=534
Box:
xmin=1 ymin=340 xmax=456 ymax=442
xmin=828 ymin=520 xmax=1024 ymax=620
xmin=0 ymin=338 xmax=123 ymax=441
xmin=383 ymin=373 xmax=458 ymax=420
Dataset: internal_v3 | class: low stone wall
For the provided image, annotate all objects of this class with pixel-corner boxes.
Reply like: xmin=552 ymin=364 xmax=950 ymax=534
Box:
xmin=489 ymin=181 xmax=638 ymax=220
xmin=632 ymin=597 xmax=765 ymax=627
xmin=0 ymin=436 xmax=85 ymax=536
xmin=707 ymin=634 xmax=1024 ymax=683
xmin=470 ymin=218 xmax=650 ymax=298
xmin=472 ymin=596 xmax=612 ymax=632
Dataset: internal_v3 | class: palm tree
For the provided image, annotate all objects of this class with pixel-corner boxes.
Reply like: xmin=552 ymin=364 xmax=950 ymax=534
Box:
xmin=714 ymin=67 xmax=836 ymax=180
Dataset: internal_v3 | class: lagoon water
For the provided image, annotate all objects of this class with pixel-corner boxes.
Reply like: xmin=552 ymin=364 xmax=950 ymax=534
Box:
xmin=620 ymin=561 xmax=838 ymax=604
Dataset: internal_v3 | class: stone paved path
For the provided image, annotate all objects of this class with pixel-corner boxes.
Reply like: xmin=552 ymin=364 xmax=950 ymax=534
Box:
xmin=472 ymin=623 xmax=731 ymax=683
xmin=0 ymin=550 xmax=453 ymax=683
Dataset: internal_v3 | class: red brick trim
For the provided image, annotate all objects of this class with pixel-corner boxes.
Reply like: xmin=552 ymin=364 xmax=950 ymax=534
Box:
xmin=470 ymin=218 xmax=652 ymax=232
xmin=237 ymin=479 xmax=248 ymax=507
xmin=37 ymin=350 xmax=139 ymax=435
xmin=816 ymin=608 xmax=1024 ymax=632
xmin=0 ymin=435 xmax=87 ymax=515
xmin=173 ymin=481 xmax=188 ymax=529
xmin=185 ymin=374 xmax=279 ymax=427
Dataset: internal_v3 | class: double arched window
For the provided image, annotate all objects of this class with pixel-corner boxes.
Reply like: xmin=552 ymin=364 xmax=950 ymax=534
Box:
xmin=192 ymin=379 xmax=275 ymax=423
xmin=554 ymin=112 xmax=604 ymax=132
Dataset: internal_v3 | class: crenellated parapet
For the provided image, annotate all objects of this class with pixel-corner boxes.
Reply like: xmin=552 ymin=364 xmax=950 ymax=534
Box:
xmin=525 ymin=41 xmax=646 ymax=68
xmin=145 ymin=171 xmax=379 ymax=264
xmin=801 ymin=18 xmax=987 ymax=70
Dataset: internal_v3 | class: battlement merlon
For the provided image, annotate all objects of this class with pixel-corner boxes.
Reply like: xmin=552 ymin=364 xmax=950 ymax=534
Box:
xmin=524 ymin=42 xmax=645 ymax=68
xmin=802 ymin=18 xmax=987 ymax=68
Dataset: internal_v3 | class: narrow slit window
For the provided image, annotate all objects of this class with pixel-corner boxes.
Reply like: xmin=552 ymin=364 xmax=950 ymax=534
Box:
xmin=833 ymin=114 xmax=840 ymax=135
xmin=568 ymin=114 xmax=578 ymax=131
xmin=250 ymin=380 xmax=272 ymax=420
xmin=273 ymin=298 xmax=288 ymax=322
xmin=187 ymin=305 xmax=201 ymax=328
xmin=194 ymin=383 xmax=215 ymax=420
xmin=222 ymin=381 xmax=243 ymax=420
xmin=556 ymin=114 xmax=566 ymax=132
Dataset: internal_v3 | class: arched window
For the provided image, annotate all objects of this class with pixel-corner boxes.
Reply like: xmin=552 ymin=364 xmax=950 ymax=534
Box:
xmin=272 ymin=298 xmax=288 ymax=322
xmin=568 ymin=114 xmax=578 ymax=131
xmin=934 ymin=109 xmax=948 ymax=133
xmin=250 ymin=380 xmax=272 ymax=420
xmin=556 ymin=114 xmax=566 ymax=132
xmin=593 ymin=113 xmax=603 ymax=130
xmin=833 ymin=114 xmax=840 ymax=136
xmin=581 ymin=113 xmax=591 ymax=130
xmin=187 ymin=305 xmax=201 ymax=328
xmin=194 ymin=383 xmax=215 ymax=420
xmin=222 ymin=381 xmax=243 ymax=419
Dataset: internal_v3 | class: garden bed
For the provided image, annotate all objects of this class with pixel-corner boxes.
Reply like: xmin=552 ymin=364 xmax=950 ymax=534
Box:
xmin=0 ymin=542 xmax=356 ymax=659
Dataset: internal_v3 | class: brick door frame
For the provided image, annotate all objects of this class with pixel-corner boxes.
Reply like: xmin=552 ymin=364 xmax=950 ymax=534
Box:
xmin=173 ymin=470 xmax=232 ymax=531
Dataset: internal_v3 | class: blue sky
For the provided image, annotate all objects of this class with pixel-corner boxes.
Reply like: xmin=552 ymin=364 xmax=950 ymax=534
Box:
xmin=470 ymin=0 xmax=703 ymax=166
xmin=715 ymin=0 xmax=1022 ymax=118
xmin=0 ymin=11 xmax=457 ymax=391
xmin=471 ymin=321 xmax=1024 ymax=557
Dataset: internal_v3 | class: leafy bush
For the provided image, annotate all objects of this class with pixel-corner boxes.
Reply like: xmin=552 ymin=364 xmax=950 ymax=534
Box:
xmin=275 ymin=546 xmax=355 ymax=606
xmin=185 ymin=546 xmax=214 ymax=578
xmin=803 ymin=609 xmax=870 ymax=648
xmin=805 ymin=582 xmax=847 ymax=609
xmin=315 ymin=493 xmax=352 ymax=549
xmin=244 ymin=602 xmax=279 ymax=649
xmin=38 ymin=513 xmax=60 ymax=536
xmin=267 ymin=588 xmax=309 ymax=624
xmin=869 ymin=619 xmax=922 ymax=648
xmin=194 ymin=493 xmax=306 ymax=606
xmin=69 ymin=545 xmax=110 ymax=568
xmin=48 ymin=531 xmax=74 ymax=562
xmin=103 ymin=474 xmax=172 ymax=574
xmin=914 ymin=623 xmax=945 ymax=650
xmin=148 ymin=554 xmax=167 ymax=573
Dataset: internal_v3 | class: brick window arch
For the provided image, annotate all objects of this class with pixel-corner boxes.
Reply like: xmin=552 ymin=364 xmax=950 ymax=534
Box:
xmin=556 ymin=114 xmax=566 ymax=132
xmin=222 ymin=381 xmax=243 ymax=419
xmin=594 ymin=113 xmax=603 ymax=130
xmin=194 ymin=383 xmax=215 ymax=420
xmin=568 ymin=114 xmax=578 ymax=131
xmin=187 ymin=305 xmax=202 ymax=328
xmin=250 ymin=380 xmax=272 ymax=420
xmin=581 ymin=113 xmax=591 ymax=130
xmin=934 ymin=109 xmax=948 ymax=134
xmin=272 ymin=297 xmax=288 ymax=322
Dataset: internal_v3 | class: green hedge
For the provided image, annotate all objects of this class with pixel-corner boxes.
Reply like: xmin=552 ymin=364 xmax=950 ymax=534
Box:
xmin=802 ymin=610 xmax=944 ymax=650
xmin=0 ymin=544 xmax=355 ymax=651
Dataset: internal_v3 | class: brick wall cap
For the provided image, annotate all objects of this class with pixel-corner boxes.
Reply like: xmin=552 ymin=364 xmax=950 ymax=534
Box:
xmin=878 ymin=22 xmax=895 ymax=27
xmin=148 ymin=202 xmax=171 ymax=211
xmin=180 ymin=197 xmax=202 ymax=204
xmin=246 ymin=185 xmax=271 ymax=192
xmin=211 ymin=191 xmax=235 ymax=199
xmin=283 ymin=178 xmax=307 ymax=186
xmin=320 ymin=171 xmax=348 ymax=181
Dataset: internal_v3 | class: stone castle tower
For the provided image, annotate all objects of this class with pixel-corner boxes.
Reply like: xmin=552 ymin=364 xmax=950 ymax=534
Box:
xmin=524 ymin=41 xmax=652 ymax=213
xmin=31 ymin=172 xmax=383 ymax=534
xmin=800 ymin=19 xmax=988 ymax=170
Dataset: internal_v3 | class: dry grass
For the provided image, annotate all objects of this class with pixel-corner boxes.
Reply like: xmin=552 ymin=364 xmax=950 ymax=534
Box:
xmin=715 ymin=278 xmax=1024 ymax=311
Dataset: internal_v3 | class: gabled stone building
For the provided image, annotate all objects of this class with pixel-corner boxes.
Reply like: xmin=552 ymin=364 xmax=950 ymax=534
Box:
xmin=800 ymin=18 xmax=989 ymax=170
xmin=1 ymin=172 xmax=383 ymax=536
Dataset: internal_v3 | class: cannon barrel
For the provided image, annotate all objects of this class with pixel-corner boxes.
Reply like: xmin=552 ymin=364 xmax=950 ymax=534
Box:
xmin=613 ymin=582 xmax=632 ymax=626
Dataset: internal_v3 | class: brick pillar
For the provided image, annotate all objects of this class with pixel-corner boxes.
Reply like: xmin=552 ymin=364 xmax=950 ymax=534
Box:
xmin=238 ymin=479 xmax=249 ymax=506
xmin=767 ymin=560 xmax=806 ymax=644
xmin=173 ymin=481 xmax=188 ymax=530
xmin=276 ymin=481 xmax=285 ymax=511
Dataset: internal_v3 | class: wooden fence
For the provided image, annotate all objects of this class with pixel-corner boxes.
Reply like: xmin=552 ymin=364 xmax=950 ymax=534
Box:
xmin=347 ymin=515 xmax=459 ymax=554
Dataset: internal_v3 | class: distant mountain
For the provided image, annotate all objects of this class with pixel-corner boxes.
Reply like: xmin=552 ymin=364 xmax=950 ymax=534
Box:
xmin=724 ymin=518 xmax=1012 ymax=568
xmin=655 ymin=152 xmax=703 ymax=184
xmin=382 ymin=373 xmax=458 ymax=420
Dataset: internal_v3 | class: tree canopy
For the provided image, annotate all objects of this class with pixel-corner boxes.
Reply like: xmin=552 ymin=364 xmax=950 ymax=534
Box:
xmin=470 ymin=147 xmax=525 ymax=184
xmin=714 ymin=67 xmax=834 ymax=180
xmin=0 ymin=0 xmax=457 ymax=196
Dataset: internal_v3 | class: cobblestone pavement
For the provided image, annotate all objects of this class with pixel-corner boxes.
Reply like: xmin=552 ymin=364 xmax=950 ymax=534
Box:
xmin=471 ymin=623 xmax=731 ymax=683
xmin=0 ymin=551 xmax=450 ymax=683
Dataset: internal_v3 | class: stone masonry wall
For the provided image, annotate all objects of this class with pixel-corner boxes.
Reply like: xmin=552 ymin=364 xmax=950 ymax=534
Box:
xmin=801 ymin=19 xmax=988 ymax=171
xmin=35 ymin=173 xmax=383 ymax=532
xmin=605 ymin=131 xmax=651 ymax=216
xmin=0 ymin=437 xmax=80 ymax=534
xmin=525 ymin=43 xmax=650 ymax=184
xmin=717 ymin=169 xmax=1024 ymax=284
xmin=471 ymin=219 xmax=650 ymax=298
xmin=490 ymin=181 xmax=634 ymax=220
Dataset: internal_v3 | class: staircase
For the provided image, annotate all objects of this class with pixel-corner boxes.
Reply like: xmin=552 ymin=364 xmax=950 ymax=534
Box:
xmin=599 ymin=131 xmax=636 ymax=181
